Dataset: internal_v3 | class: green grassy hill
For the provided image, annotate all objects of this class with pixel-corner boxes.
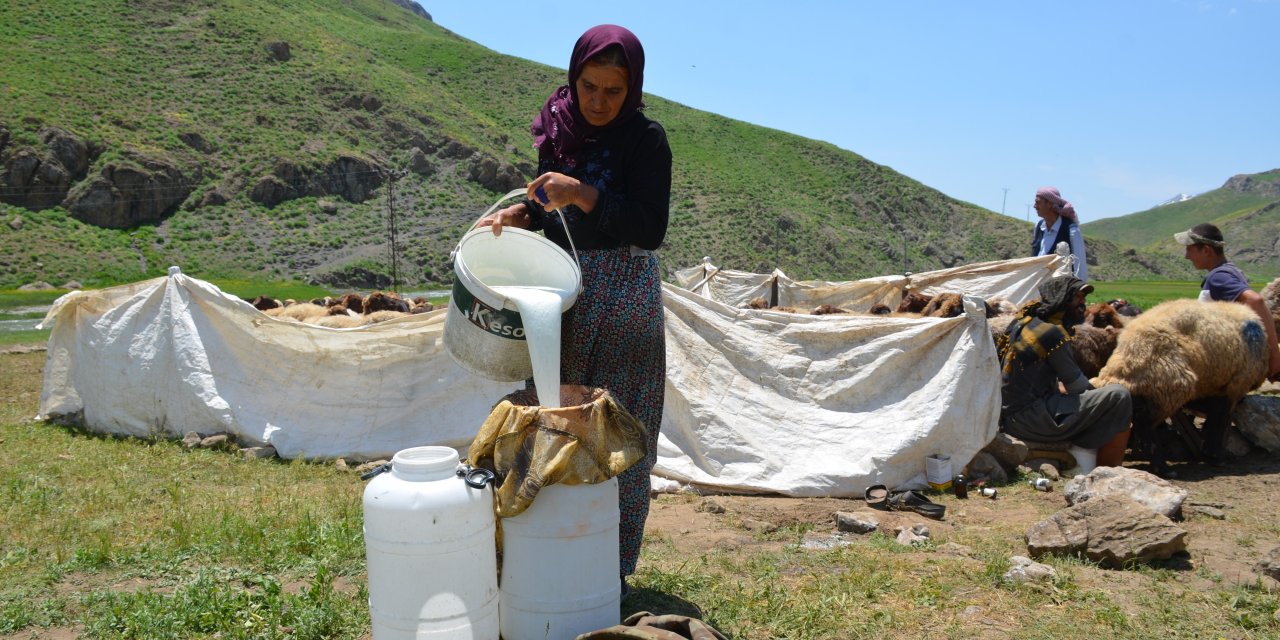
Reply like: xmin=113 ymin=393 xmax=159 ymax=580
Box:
xmin=0 ymin=0 xmax=1192 ymax=291
xmin=1083 ymin=169 xmax=1280 ymax=279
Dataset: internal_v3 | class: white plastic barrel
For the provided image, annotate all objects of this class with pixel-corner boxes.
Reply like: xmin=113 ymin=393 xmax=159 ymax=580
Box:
xmin=363 ymin=446 xmax=499 ymax=640
xmin=499 ymin=479 xmax=621 ymax=640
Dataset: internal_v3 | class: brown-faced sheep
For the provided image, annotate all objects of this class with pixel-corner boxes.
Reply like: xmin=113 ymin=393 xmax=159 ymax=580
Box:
xmin=744 ymin=296 xmax=770 ymax=310
xmin=363 ymin=291 xmax=409 ymax=314
xmin=249 ymin=295 xmax=281 ymax=311
xmin=336 ymin=292 xmax=365 ymax=314
xmin=896 ymin=292 xmax=932 ymax=314
xmin=811 ymin=304 xmax=847 ymax=315
xmin=1083 ymin=302 xmax=1125 ymax=329
xmin=1094 ymin=299 xmax=1270 ymax=473
xmin=868 ymin=304 xmax=892 ymax=315
xmin=921 ymin=292 xmax=965 ymax=318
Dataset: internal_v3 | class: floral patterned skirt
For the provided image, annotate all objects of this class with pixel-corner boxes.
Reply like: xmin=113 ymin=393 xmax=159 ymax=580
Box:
xmin=559 ymin=247 xmax=665 ymax=577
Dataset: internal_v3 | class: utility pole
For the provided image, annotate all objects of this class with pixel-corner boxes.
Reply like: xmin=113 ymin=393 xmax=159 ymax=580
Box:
xmin=1025 ymin=204 xmax=1031 ymax=222
xmin=1001 ymin=187 xmax=1009 ymax=216
xmin=385 ymin=169 xmax=406 ymax=293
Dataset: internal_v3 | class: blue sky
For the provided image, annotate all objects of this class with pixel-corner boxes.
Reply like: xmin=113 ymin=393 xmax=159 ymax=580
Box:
xmin=423 ymin=1 xmax=1278 ymax=222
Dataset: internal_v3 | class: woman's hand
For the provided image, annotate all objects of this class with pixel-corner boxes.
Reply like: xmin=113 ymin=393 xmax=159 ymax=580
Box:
xmin=476 ymin=203 xmax=532 ymax=237
xmin=529 ymin=172 xmax=599 ymax=214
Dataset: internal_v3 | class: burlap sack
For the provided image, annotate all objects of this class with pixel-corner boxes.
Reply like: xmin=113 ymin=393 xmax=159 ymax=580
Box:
xmin=467 ymin=385 xmax=648 ymax=517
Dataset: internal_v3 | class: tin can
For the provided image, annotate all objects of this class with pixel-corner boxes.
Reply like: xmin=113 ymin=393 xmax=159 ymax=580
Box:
xmin=1031 ymin=478 xmax=1052 ymax=492
xmin=979 ymin=487 xmax=997 ymax=498
xmin=953 ymin=474 xmax=968 ymax=499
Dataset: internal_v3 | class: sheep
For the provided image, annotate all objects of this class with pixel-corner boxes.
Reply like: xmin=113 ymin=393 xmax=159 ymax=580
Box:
xmin=264 ymin=302 xmax=329 ymax=322
xmin=311 ymin=314 xmax=363 ymax=328
xmin=811 ymin=304 xmax=847 ymax=315
xmin=1262 ymin=277 xmax=1280 ymax=342
xmin=920 ymin=292 xmax=965 ymax=318
xmin=1093 ymin=298 xmax=1269 ymax=473
xmin=249 ymin=295 xmax=281 ymax=311
xmin=1070 ymin=324 xmax=1120 ymax=378
xmin=336 ymin=292 xmax=365 ymax=314
xmin=361 ymin=310 xmax=409 ymax=324
xmin=979 ymin=297 xmax=1013 ymax=319
xmin=1083 ymin=302 xmax=1125 ymax=329
xmin=868 ymin=304 xmax=892 ymax=315
xmin=1107 ymin=298 xmax=1143 ymax=317
xmin=364 ymin=291 xmax=409 ymax=314
xmin=896 ymin=292 xmax=932 ymax=314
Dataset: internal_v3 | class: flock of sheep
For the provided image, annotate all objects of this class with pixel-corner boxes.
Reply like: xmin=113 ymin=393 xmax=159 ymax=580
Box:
xmin=247 ymin=291 xmax=435 ymax=328
xmin=744 ymin=278 xmax=1280 ymax=473
xmin=249 ymin=278 xmax=1280 ymax=472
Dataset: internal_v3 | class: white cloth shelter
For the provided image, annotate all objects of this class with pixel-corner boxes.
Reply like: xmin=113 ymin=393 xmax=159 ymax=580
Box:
xmin=39 ymin=256 xmax=1067 ymax=495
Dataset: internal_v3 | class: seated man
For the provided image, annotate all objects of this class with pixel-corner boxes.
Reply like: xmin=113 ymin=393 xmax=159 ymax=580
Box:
xmin=1176 ymin=223 xmax=1280 ymax=382
xmin=997 ymin=276 xmax=1131 ymax=472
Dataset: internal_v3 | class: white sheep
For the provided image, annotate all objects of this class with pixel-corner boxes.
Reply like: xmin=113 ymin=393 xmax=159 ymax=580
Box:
xmin=1094 ymin=298 xmax=1269 ymax=471
xmin=1262 ymin=277 xmax=1280 ymax=342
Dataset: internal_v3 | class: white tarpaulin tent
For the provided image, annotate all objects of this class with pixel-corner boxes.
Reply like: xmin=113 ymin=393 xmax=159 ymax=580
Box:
xmin=658 ymin=254 xmax=1069 ymax=495
xmin=38 ymin=255 xmax=1067 ymax=495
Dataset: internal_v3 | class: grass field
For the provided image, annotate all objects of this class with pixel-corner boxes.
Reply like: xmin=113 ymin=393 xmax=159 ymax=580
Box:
xmin=4 ymin=342 xmax=1280 ymax=638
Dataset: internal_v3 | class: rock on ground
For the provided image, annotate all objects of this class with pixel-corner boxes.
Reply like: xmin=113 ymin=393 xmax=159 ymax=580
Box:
xmin=1063 ymin=466 xmax=1188 ymax=519
xmin=1025 ymin=493 xmax=1187 ymax=568
xmin=1233 ymin=395 xmax=1280 ymax=453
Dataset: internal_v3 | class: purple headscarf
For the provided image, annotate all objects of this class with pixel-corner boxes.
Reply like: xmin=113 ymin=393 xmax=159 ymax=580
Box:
xmin=531 ymin=24 xmax=646 ymax=167
xmin=1036 ymin=186 xmax=1078 ymax=222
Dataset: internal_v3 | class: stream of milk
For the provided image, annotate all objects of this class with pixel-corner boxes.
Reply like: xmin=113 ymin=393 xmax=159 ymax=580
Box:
xmin=491 ymin=285 xmax=570 ymax=409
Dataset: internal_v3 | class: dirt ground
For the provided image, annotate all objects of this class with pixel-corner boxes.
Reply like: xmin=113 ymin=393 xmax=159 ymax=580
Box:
xmin=641 ymin=394 xmax=1280 ymax=617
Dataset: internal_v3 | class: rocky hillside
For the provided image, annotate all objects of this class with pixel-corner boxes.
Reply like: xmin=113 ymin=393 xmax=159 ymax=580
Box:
xmin=0 ymin=0 xmax=1192 ymax=290
xmin=1083 ymin=169 xmax=1280 ymax=279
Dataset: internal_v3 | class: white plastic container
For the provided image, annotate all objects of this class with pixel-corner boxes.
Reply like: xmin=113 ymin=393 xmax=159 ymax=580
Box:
xmin=499 ymin=479 xmax=621 ymax=640
xmin=363 ymin=446 xmax=499 ymax=640
xmin=445 ymin=190 xmax=581 ymax=382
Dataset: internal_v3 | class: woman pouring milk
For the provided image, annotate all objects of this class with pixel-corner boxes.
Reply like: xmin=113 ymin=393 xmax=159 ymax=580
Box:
xmin=478 ymin=24 xmax=672 ymax=596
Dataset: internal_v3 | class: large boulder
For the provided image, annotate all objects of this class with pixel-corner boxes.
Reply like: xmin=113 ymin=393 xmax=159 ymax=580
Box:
xmin=1063 ymin=466 xmax=1188 ymax=519
xmin=1232 ymin=395 xmax=1280 ymax=453
xmin=467 ymin=155 xmax=526 ymax=193
xmin=64 ymin=152 xmax=197 ymax=228
xmin=1025 ymin=493 xmax=1188 ymax=568
xmin=249 ymin=154 xmax=385 ymax=208
xmin=0 ymin=127 xmax=96 ymax=210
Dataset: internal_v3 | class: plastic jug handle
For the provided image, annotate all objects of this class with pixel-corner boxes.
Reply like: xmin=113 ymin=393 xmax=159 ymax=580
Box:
xmin=458 ymin=465 xmax=497 ymax=489
xmin=359 ymin=462 xmax=392 ymax=481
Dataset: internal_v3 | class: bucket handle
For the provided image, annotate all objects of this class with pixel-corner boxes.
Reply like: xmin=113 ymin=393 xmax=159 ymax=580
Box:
xmin=452 ymin=188 xmax=581 ymax=271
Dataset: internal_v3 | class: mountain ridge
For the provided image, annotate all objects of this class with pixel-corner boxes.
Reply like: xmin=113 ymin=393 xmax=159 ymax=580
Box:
xmin=1082 ymin=169 xmax=1280 ymax=279
xmin=0 ymin=0 xmax=1196 ymax=289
